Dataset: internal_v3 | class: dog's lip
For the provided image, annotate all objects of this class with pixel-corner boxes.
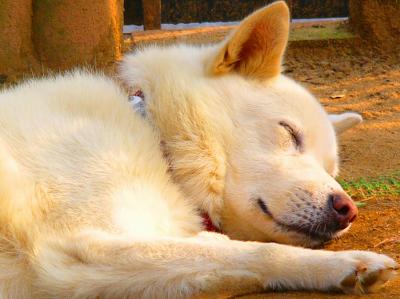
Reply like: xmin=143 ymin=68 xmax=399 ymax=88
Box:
xmin=256 ymin=197 xmax=336 ymax=242
xmin=275 ymin=219 xmax=335 ymax=242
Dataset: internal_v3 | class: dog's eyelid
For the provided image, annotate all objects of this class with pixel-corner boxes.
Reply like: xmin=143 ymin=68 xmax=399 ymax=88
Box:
xmin=279 ymin=121 xmax=303 ymax=150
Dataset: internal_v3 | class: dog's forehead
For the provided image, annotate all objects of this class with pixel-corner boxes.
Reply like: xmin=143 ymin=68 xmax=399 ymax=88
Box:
xmin=267 ymin=76 xmax=333 ymax=133
xmin=261 ymin=76 xmax=339 ymax=168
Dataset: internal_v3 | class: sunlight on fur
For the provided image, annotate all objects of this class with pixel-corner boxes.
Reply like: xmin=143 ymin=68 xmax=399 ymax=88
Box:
xmin=0 ymin=1 xmax=397 ymax=298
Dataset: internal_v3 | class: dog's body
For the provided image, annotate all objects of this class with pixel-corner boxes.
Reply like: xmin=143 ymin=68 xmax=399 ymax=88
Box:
xmin=0 ymin=2 xmax=397 ymax=298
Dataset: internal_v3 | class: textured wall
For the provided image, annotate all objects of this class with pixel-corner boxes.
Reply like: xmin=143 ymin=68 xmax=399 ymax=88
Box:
xmin=0 ymin=0 xmax=38 ymax=75
xmin=0 ymin=0 xmax=123 ymax=78
xmin=33 ymin=0 xmax=123 ymax=70
xmin=349 ymin=0 xmax=400 ymax=47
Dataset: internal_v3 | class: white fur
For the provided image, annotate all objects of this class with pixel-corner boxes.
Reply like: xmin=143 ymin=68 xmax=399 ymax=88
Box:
xmin=0 ymin=70 xmax=396 ymax=299
xmin=0 ymin=2 xmax=396 ymax=298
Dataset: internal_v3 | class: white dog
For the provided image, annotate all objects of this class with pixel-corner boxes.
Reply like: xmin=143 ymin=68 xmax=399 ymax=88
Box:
xmin=0 ymin=1 xmax=397 ymax=298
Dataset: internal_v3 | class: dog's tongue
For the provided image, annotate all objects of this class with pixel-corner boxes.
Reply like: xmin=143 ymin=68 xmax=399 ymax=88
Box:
xmin=201 ymin=212 xmax=220 ymax=232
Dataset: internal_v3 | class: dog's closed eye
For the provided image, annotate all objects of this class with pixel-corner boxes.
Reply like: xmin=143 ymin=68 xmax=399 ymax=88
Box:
xmin=279 ymin=121 xmax=303 ymax=151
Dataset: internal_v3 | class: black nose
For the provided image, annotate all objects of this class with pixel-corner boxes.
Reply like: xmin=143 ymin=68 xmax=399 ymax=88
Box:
xmin=328 ymin=192 xmax=358 ymax=229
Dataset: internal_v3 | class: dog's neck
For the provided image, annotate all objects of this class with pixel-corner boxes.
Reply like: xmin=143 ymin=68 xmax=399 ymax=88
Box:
xmin=129 ymin=90 xmax=222 ymax=233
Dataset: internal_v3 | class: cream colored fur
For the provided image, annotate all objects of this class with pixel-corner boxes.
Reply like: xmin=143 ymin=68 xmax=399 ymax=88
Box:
xmin=0 ymin=1 xmax=397 ymax=298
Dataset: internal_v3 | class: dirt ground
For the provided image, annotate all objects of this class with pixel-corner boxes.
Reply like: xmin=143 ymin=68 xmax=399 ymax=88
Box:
xmin=128 ymin=27 xmax=400 ymax=298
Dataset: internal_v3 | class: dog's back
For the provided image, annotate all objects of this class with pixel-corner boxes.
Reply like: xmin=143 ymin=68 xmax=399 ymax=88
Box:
xmin=0 ymin=72 xmax=135 ymax=295
xmin=0 ymin=72 xmax=200 ymax=297
xmin=0 ymin=72 xmax=144 ymax=233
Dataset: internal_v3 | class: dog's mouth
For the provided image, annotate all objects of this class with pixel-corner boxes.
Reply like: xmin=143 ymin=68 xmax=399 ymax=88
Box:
xmin=257 ymin=198 xmax=343 ymax=244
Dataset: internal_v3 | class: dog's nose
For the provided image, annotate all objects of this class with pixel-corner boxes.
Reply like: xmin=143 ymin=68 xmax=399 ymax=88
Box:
xmin=329 ymin=192 xmax=358 ymax=229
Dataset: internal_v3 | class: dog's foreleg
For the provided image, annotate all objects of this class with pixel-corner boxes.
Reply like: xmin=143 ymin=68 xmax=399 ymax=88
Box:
xmin=33 ymin=231 xmax=397 ymax=298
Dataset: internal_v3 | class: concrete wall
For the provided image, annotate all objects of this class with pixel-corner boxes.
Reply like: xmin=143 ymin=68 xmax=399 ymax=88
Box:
xmin=349 ymin=0 xmax=400 ymax=48
xmin=0 ymin=0 xmax=123 ymax=78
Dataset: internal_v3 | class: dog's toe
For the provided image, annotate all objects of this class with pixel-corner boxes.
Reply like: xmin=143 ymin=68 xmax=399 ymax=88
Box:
xmin=338 ymin=252 xmax=398 ymax=294
xmin=360 ymin=267 xmax=397 ymax=293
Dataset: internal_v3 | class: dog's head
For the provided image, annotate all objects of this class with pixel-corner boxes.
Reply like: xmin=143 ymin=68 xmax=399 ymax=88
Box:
xmin=120 ymin=1 xmax=362 ymax=247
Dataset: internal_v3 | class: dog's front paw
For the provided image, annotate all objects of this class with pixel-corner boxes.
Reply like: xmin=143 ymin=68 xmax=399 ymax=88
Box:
xmin=335 ymin=251 xmax=398 ymax=294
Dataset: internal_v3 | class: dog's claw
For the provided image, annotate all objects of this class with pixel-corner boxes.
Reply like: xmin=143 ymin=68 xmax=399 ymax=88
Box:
xmin=341 ymin=272 xmax=357 ymax=288
xmin=361 ymin=269 xmax=381 ymax=287
xmin=389 ymin=263 xmax=399 ymax=271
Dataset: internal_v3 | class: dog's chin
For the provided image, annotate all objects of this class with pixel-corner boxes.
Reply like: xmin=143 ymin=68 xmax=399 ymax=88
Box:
xmin=272 ymin=222 xmax=352 ymax=249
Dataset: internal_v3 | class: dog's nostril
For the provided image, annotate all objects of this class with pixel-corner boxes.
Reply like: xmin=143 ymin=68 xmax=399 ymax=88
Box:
xmin=328 ymin=192 xmax=358 ymax=229
xmin=336 ymin=204 xmax=349 ymax=216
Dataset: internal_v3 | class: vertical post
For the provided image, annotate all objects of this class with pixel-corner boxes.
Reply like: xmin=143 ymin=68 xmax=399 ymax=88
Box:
xmin=32 ymin=0 xmax=123 ymax=70
xmin=286 ymin=0 xmax=293 ymax=21
xmin=0 ymin=0 xmax=38 ymax=76
xmin=142 ymin=0 xmax=161 ymax=30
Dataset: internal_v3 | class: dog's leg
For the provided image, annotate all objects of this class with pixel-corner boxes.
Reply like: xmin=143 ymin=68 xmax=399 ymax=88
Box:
xmin=33 ymin=230 xmax=397 ymax=298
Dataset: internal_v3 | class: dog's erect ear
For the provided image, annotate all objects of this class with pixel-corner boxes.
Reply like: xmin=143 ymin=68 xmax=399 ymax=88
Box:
xmin=207 ymin=1 xmax=289 ymax=80
xmin=329 ymin=112 xmax=363 ymax=134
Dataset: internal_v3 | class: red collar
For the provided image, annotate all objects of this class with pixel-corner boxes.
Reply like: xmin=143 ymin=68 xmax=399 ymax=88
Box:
xmin=201 ymin=212 xmax=220 ymax=232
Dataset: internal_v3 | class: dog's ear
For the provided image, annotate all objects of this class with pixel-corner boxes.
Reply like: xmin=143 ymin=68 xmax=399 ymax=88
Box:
xmin=207 ymin=1 xmax=289 ymax=80
xmin=329 ymin=112 xmax=363 ymax=134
